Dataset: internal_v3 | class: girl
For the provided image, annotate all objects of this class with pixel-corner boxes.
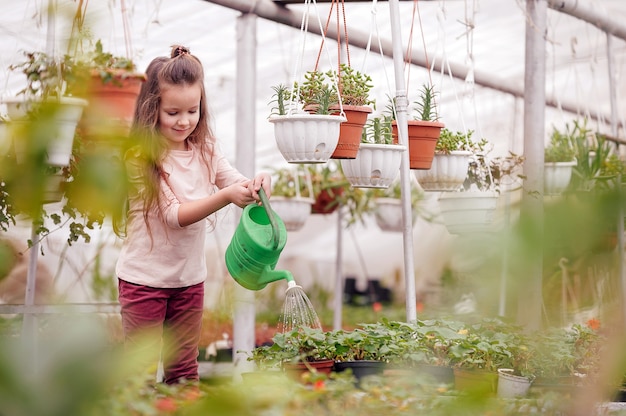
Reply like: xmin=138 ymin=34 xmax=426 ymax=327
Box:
xmin=114 ymin=45 xmax=270 ymax=385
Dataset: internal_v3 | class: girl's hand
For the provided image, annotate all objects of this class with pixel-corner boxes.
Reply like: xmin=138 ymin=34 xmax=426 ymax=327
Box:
xmin=226 ymin=182 xmax=256 ymax=208
xmin=248 ymin=173 xmax=272 ymax=202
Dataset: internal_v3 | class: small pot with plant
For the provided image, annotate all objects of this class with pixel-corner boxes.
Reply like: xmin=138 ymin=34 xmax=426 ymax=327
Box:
xmin=248 ymin=327 xmax=335 ymax=384
xmin=544 ymin=122 xmax=578 ymax=195
xmin=369 ymin=178 xmax=432 ymax=232
xmin=75 ymin=40 xmax=146 ymax=135
xmin=437 ymin=140 xmax=524 ymax=235
xmin=328 ymin=64 xmax=375 ymax=159
xmin=391 ymin=84 xmax=445 ymax=170
xmin=268 ymin=166 xmax=315 ymax=231
xmin=340 ymin=115 xmax=406 ymax=188
xmin=268 ymin=82 xmax=345 ymax=164
xmin=414 ymin=128 xmax=486 ymax=191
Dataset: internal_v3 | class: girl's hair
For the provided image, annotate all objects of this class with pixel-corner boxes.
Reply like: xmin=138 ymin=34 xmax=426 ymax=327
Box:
xmin=114 ymin=45 xmax=215 ymax=239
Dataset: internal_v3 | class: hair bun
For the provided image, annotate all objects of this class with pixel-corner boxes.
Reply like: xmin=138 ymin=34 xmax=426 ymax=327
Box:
xmin=171 ymin=45 xmax=190 ymax=58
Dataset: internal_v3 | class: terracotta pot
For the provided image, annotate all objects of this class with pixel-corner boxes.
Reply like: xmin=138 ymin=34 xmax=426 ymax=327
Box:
xmin=84 ymin=72 xmax=146 ymax=135
xmin=312 ymin=187 xmax=343 ymax=214
xmin=284 ymin=359 xmax=335 ymax=384
xmin=331 ymin=105 xmax=372 ymax=159
xmin=392 ymin=120 xmax=444 ymax=169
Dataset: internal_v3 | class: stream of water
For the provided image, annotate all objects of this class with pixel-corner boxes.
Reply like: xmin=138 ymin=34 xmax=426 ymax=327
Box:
xmin=279 ymin=281 xmax=322 ymax=333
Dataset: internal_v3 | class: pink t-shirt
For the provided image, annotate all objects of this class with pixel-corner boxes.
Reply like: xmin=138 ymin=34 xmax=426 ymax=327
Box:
xmin=116 ymin=142 xmax=248 ymax=288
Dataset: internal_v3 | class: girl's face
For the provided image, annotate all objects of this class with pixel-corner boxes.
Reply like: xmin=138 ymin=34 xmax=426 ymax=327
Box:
xmin=158 ymin=83 xmax=202 ymax=150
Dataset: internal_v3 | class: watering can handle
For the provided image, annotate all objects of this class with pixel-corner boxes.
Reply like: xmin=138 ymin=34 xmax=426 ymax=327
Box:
xmin=258 ymin=187 xmax=280 ymax=251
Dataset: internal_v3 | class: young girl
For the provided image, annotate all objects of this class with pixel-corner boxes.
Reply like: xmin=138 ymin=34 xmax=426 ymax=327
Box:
xmin=114 ymin=45 xmax=271 ymax=385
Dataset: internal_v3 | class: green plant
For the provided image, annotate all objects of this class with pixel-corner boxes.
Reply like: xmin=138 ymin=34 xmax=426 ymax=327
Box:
xmin=268 ymin=84 xmax=291 ymax=117
xmin=9 ymin=51 xmax=79 ymax=99
xmin=269 ymin=166 xmax=312 ymax=198
xmin=545 ymin=124 xmax=577 ymax=163
xmin=249 ymin=327 xmax=334 ymax=370
xmin=435 ymin=128 xmax=487 ymax=154
xmin=361 ymin=116 xmax=393 ymax=145
xmin=293 ymin=64 xmax=374 ymax=112
xmin=413 ymin=84 xmax=440 ymax=122
xmin=330 ymin=63 xmax=374 ymax=107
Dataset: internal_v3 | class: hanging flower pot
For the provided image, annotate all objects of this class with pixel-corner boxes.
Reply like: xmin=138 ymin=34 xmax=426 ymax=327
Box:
xmin=340 ymin=143 xmax=406 ymax=188
xmin=374 ymin=197 xmax=405 ymax=232
xmin=83 ymin=70 xmax=146 ymax=136
xmin=268 ymin=196 xmax=314 ymax=231
xmin=544 ymin=161 xmax=576 ymax=195
xmin=312 ymin=186 xmax=343 ymax=214
xmin=330 ymin=105 xmax=373 ymax=159
xmin=269 ymin=113 xmax=345 ymax=164
xmin=414 ymin=151 xmax=472 ymax=191
xmin=392 ymin=120 xmax=444 ymax=170
xmin=437 ymin=190 xmax=499 ymax=235
xmin=4 ymin=96 xmax=88 ymax=167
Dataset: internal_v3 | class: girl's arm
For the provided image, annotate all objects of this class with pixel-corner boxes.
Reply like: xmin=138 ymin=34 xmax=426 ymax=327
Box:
xmin=176 ymin=182 xmax=256 ymax=227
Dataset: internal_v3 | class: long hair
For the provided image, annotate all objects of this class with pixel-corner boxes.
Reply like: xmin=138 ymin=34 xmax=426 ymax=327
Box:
xmin=114 ymin=45 xmax=215 ymax=239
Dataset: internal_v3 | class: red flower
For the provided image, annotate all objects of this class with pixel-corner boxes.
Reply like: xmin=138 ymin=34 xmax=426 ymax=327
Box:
xmin=586 ymin=318 xmax=601 ymax=331
xmin=372 ymin=302 xmax=383 ymax=313
xmin=313 ymin=380 xmax=325 ymax=391
xmin=154 ymin=397 xmax=177 ymax=413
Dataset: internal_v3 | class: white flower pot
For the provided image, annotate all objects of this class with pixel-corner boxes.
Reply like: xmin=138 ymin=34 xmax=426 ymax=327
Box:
xmin=4 ymin=96 xmax=88 ymax=167
xmin=340 ymin=143 xmax=406 ymax=188
xmin=438 ymin=190 xmax=499 ymax=235
xmin=269 ymin=114 xmax=345 ymax=164
xmin=374 ymin=197 xmax=417 ymax=232
xmin=544 ymin=161 xmax=576 ymax=195
xmin=414 ymin=151 xmax=472 ymax=191
xmin=497 ymin=369 xmax=533 ymax=398
xmin=267 ymin=196 xmax=314 ymax=232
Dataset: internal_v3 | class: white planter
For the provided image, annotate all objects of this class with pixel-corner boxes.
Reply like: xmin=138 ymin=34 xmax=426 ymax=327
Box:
xmin=438 ymin=190 xmax=499 ymax=235
xmin=374 ymin=197 xmax=414 ymax=232
xmin=340 ymin=143 xmax=406 ymax=188
xmin=4 ymin=96 xmax=88 ymax=167
xmin=268 ymin=196 xmax=314 ymax=232
xmin=497 ymin=369 xmax=533 ymax=398
xmin=269 ymin=114 xmax=345 ymax=163
xmin=414 ymin=151 xmax=472 ymax=191
xmin=544 ymin=161 xmax=576 ymax=195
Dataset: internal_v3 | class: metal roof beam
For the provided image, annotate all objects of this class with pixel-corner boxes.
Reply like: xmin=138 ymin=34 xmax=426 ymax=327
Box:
xmin=547 ymin=0 xmax=626 ymax=41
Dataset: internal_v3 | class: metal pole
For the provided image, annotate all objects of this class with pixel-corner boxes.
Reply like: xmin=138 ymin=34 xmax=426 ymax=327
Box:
xmin=232 ymin=12 xmax=257 ymax=379
xmin=519 ymin=0 xmax=547 ymax=330
xmin=388 ymin=0 xmax=416 ymax=323
xmin=333 ymin=208 xmax=343 ymax=330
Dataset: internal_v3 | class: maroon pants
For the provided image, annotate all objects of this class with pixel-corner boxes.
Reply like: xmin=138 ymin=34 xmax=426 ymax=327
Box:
xmin=118 ymin=278 xmax=204 ymax=385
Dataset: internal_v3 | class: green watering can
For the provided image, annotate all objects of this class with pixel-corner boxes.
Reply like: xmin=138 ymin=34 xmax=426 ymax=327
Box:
xmin=225 ymin=188 xmax=294 ymax=291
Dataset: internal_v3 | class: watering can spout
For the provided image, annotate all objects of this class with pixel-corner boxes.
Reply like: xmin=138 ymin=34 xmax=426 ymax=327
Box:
xmin=258 ymin=268 xmax=294 ymax=287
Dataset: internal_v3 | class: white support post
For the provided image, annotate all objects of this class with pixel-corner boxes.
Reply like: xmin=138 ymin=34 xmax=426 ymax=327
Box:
xmin=519 ymin=0 xmax=548 ymax=330
xmin=333 ymin=208 xmax=344 ymax=331
xmin=232 ymin=12 xmax=257 ymax=380
xmin=388 ymin=0 xmax=417 ymax=323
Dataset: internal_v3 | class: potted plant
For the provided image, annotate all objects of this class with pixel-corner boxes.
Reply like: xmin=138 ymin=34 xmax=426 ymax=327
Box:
xmin=437 ymin=144 xmax=525 ymax=235
xmin=544 ymin=122 xmax=578 ymax=195
xmin=390 ymin=84 xmax=445 ymax=170
xmin=268 ymin=83 xmax=345 ymax=164
xmin=369 ymin=178 xmax=431 ymax=232
xmin=248 ymin=327 xmax=335 ymax=384
xmin=73 ymin=39 xmax=146 ymax=136
xmin=268 ymin=166 xmax=315 ymax=231
xmin=328 ymin=64 xmax=375 ymax=159
xmin=293 ymin=65 xmax=375 ymax=160
xmin=414 ymin=128 xmax=487 ymax=191
xmin=340 ymin=115 xmax=406 ymax=188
